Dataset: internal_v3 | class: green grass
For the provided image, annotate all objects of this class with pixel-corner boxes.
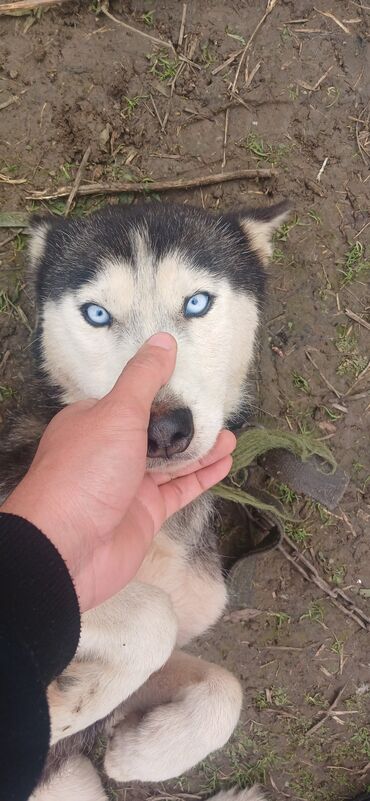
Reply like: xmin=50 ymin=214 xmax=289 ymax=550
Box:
xmin=313 ymin=502 xmax=331 ymax=524
xmin=351 ymin=726 xmax=370 ymax=757
xmin=335 ymin=324 xmax=358 ymax=354
xmin=232 ymin=751 xmax=279 ymax=786
xmin=269 ymin=611 xmax=291 ymax=629
xmin=288 ymin=84 xmax=300 ymax=100
xmin=275 ymin=482 xmax=298 ymax=505
xmin=337 ymin=354 xmax=367 ymax=378
xmin=14 ymin=232 xmax=27 ymax=252
xmin=141 ymin=10 xmax=154 ymax=26
xmin=292 ymin=370 xmax=310 ymax=393
xmin=290 ymin=769 xmax=318 ymax=801
xmin=201 ymin=41 xmax=216 ymax=66
xmin=255 ymin=687 xmax=290 ymax=709
xmin=301 ymin=601 xmax=325 ymax=625
xmin=0 ymin=385 xmax=15 ymax=403
xmin=308 ymin=208 xmax=322 ymax=225
xmin=340 ymin=241 xmax=370 ymax=286
xmin=0 ymin=284 xmax=30 ymax=330
xmin=331 ymin=564 xmax=346 ymax=586
xmin=149 ymin=50 xmax=178 ymax=81
xmin=122 ymin=94 xmax=148 ymax=118
xmin=285 ymin=523 xmax=311 ymax=544
xmin=275 ymin=214 xmax=301 ymax=241
xmin=243 ymin=132 xmax=289 ymax=166
xmin=226 ymin=27 xmax=246 ymax=45
xmin=331 ymin=635 xmax=345 ymax=656
xmin=58 ymin=162 xmax=75 ymax=181
xmin=280 ymin=25 xmax=292 ymax=43
xmin=323 ymin=405 xmax=342 ymax=421
xmin=305 ymin=691 xmax=328 ymax=708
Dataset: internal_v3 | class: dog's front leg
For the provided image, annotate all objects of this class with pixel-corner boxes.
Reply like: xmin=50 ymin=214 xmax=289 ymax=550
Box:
xmin=48 ymin=581 xmax=178 ymax=744
xmin=105 ymin=650 xmax=242 ymax=782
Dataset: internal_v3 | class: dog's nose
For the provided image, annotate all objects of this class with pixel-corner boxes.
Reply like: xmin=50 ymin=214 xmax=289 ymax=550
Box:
xmin=147 ymin=408 xmax=194 ymax=458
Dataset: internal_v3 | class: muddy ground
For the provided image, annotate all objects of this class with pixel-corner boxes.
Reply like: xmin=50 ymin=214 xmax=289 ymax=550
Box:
xmin=1 ymin=1 xmax=370 ymax=799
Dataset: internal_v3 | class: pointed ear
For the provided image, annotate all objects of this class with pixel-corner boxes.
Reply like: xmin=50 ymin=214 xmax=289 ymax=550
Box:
xmin=238 ymin=200 xmax=291 ymax=264
xmin=27 ymin=214 xmax=53 ymax=273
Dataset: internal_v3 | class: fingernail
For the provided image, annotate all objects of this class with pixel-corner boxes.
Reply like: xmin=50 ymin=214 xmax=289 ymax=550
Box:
xmin=147 ymin=333 xmax=175 ymax=351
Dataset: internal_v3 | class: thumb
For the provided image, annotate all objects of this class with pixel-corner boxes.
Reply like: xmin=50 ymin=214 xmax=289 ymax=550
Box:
xmin=98 ymin=333 xmax=177 ymax=427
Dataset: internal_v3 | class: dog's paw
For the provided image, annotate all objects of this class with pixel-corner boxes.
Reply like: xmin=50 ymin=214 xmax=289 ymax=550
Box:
xmin=210 ymin=788 xmax=268 ymax=801
xmin=29 ymin=756 xmax=107 ymax=801
xmin=105 ymin=668 xmax=242 ymax=782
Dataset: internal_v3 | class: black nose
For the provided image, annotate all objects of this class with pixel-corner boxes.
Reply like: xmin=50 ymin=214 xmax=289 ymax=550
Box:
xmin=147 ymin=408 xmax=194 ymax=459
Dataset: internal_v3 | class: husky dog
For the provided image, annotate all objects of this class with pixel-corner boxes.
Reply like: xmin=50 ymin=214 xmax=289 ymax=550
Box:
xmin=0 ymin=200 xmax=288 ymax=801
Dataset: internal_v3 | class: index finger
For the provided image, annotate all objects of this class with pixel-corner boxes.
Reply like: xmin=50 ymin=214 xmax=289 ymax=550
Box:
xmin=99 ymin=333 xmax=177 ymax=425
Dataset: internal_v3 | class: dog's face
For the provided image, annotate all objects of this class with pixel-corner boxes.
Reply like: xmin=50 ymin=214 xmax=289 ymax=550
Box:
xmin=29 ymin=202 xmax=288 ymax=469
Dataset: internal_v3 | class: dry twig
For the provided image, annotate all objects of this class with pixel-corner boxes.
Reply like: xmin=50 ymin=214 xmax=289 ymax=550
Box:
xmin=0 ymin=0 xmax=66 ymax=12
xmin=279 ymin=535 xmax=370 ymax=631
xmin=231 ymin=0 xmax=279 ymax=95
xmin=314 ymin=8 xmax=352 ymax=34
xmin=305 ymin=349 xmax=341 ymax=398
xmin=211 ymin=48 xmax=244 ymax=76
xmin=297 ymin=65 xmax=333 ymax=92
xmin=344 ymin=359 xmax=370 ymax=396
xmin=307 ymin=686 xmax=347 ymax=735
xmin=178 ymin=3 xmax=187 ymax=47
xmin=345 ymin=307 xmax=370 ymax=331
xmin=221 ymin=0 xmax=279 ymax=162
xmin=101 ymin=3 xmax=176 ymax=54
xmin=27 ymin=167 xmax=278 ymax=201
xmin=0 ymin=95 xmax=19 ymax=111
xmin=0 ymin=173 xmax=26 ymax=185
xmin=64 ymin=147 xmax=91 ymax=216
xmin=355 ymin=107 xmax=370 ymax=165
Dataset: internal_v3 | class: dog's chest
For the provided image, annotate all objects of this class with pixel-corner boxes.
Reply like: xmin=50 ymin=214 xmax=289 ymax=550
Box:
xmin=135 ymin=511 xmax=227 ymax=646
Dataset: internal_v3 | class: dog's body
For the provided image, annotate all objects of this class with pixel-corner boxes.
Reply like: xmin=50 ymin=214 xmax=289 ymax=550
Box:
xmin=0 ymin=201 xmax=288 ymax=801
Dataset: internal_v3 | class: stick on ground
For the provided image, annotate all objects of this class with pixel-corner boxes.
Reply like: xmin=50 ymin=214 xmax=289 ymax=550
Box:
xmin=0 ymin=0 xmax=67 ymax=13
xmin=279 ymin=535 xmax=370 ymax=631
xmin=101 ymin=4 xmax=176 ymax=54
xmin=307 ymin=685 xmax=347 ymax=735
xmin=64 ymin=146 xmax=91 ymax=216
xmin=27 ymin=167 xmax=278 ymax=201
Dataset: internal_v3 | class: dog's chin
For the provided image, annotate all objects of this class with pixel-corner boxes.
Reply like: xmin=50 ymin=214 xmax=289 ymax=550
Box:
xmin=146 ymin=450 xmax=199 ymax=475
xmin=146 ymin=430 xmax=222 ymax=475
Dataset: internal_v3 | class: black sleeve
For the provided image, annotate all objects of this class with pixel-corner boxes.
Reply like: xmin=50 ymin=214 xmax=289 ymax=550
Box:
xmin=0 ymin=513 xmax=80 ymax=801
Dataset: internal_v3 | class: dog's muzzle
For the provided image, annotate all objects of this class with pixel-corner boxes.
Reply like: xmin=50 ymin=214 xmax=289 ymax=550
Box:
xmin=147 ymin=407 xmax=194 ymax=459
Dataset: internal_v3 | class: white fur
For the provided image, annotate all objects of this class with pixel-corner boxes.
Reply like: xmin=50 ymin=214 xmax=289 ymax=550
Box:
xmin=30 ymin=758 xmax=265 ymax=801
xmin=136 ymin=529 xmax=227 ymax=646
xmin=48 ymin=582 xmax=177 ymax=744
xmin=212 ymin=789 xmax=267 ymax=801
xmin=28 ymin=222 xmax=49 ymax=271
xmin=105 ymin=651 xmax=243 ymax=782
xmin=40 ymin=249 xmax=259 ymax=466
xmin=241 ymin=209 xmax=289 ymax=264
xmin=29 ymin=206 xmax=285 ymax=796
xmin=29 ymin=756 xmax=107 ymax=801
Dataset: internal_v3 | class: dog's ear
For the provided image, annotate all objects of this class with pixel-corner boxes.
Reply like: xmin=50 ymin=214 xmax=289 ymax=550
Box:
xmin=27 ymin=214 xmax=54 ymax=273
xmin=237 ymin=200 xmax=291 ymax=264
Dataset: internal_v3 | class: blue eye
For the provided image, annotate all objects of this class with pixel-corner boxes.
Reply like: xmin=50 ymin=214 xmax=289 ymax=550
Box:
xmin=82 ymin=303 xmax=112 ymax=327
xmin=184 ymin=292 xmax=212 ymax=318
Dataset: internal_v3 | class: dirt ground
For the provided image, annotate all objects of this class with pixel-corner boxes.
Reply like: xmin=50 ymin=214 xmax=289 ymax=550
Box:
xmin=1 ymin=1 xmax=370 ymax=799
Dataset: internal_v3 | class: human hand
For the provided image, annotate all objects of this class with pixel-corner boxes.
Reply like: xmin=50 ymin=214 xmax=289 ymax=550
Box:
xmin=1 ymin=333 xmax=235 ymax=612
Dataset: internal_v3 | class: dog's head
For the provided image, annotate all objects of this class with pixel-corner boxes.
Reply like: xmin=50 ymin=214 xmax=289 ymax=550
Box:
xmin=29 ymin=201 xmax=289 ymax=469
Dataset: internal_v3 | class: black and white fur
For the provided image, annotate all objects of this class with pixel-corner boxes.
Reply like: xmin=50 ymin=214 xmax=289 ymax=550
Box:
xmin=0 ymin=201 xmax=289 ymax=801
